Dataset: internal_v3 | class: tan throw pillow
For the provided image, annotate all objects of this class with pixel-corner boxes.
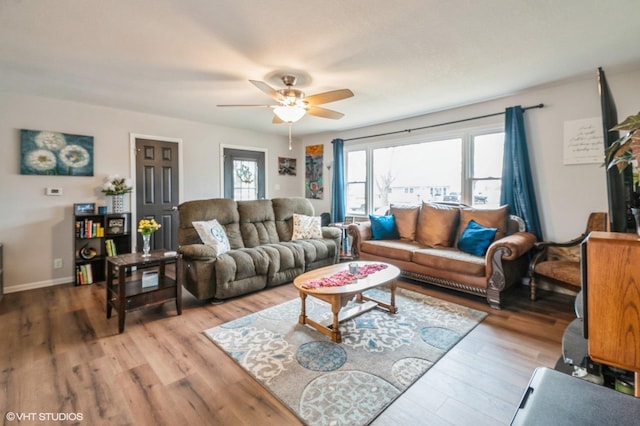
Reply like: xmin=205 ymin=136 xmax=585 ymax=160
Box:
xmin=457 ymin=205 xmax=509 ymax=243
xmin=291 ymin=214 xmax=323 ymax=240
xmin=415 ymin=202 xmax=460 ymax=247
xmin=389 ymin=204 xmax=420 ymax=240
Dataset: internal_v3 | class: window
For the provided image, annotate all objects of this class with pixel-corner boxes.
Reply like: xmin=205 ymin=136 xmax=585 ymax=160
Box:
xmin=346 ymin=150 xmax=367 ymax=215
xmin=345 ymin=130 xmax=504 ymax=215
xmin=470 ymin=132 xmax=504 ymax=208
xmin=222 ymin=148 xmax=266 ymax=200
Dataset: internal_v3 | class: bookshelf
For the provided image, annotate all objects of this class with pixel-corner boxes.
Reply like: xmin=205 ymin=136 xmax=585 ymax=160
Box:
xmin=74 ymin=208 xmax=131 ymax=285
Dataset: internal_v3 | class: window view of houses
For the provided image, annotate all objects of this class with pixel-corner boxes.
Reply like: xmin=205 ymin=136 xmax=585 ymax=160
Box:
xmin=346 ymin=131 xmax=504 ymax=215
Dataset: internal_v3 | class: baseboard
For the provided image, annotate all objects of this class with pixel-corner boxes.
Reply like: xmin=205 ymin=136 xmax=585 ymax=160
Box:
xmin=4 ymin=276 xmax=74 ymax=294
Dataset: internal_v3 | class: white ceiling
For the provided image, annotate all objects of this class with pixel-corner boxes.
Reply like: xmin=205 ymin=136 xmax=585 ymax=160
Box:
xmin=1 ymin=0 xmax=639 ymax=137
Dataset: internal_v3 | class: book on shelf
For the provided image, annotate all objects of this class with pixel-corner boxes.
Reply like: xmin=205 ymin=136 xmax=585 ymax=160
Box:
xmin=76 ymin=219 xmax=104 ymax=238
xmin=76 ymin=264 xmax=94 ymax=285
xmin=105 ymin=239 xmax=117 ymax=257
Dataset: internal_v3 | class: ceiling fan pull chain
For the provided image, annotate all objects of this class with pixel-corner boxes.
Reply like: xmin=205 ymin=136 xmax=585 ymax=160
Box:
xmin=288 ymin=123 xmax=293 ymax=150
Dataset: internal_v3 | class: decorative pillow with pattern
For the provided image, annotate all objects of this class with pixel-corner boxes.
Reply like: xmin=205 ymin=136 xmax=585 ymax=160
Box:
xmin=192 ymin=219 xmax=231 ymax=256
xmin=291 ymin=214 xmax=323 ymax=240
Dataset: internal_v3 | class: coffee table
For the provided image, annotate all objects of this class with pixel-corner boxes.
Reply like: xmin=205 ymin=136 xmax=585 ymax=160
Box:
xmin=293 ymin=261 xmax=400 ymax=343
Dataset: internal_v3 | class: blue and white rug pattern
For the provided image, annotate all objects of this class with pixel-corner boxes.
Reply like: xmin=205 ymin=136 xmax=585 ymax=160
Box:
xmin=205 ymin=287 xmax=486 ymax=426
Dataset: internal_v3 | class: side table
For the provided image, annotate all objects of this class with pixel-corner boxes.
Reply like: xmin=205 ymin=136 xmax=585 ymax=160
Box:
xmin=106 ymin=249 xmax=182 ymax=333
xmin=330 ymin=223 xmax=354 ymax=261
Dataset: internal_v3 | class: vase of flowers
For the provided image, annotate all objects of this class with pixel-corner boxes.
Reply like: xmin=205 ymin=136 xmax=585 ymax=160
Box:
xmin=101 ymin=175 xmax=133 ymax=213
xmin=138 ymin=218 xmax=161 ymax=257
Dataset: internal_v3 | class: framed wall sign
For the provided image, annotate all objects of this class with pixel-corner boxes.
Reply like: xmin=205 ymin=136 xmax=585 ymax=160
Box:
xmin=74 ymin=203 xmax=96 ymax=215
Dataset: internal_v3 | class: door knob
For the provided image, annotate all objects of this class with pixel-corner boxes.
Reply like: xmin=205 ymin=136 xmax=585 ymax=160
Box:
xmin=171 ymin=206 xmax=178 ymax=211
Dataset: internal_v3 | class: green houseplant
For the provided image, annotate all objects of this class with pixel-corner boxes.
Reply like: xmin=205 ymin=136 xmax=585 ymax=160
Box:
xmin=605 ymin=112 xmax=640 ymax=234
xmin=605 ymin=112 xmax=640 ymax=172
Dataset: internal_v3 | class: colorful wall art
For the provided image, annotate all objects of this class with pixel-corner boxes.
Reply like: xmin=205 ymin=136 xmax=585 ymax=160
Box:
xmin=305 ymin=144 xmax=323 ymax=199
xmin=278 ymin=157 xmax=297 ymax=176
xmin=20 ymin=129 xmax=94 ymax=176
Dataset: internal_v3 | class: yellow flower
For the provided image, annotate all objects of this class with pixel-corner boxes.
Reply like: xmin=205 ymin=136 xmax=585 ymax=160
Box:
xmin=138 ymin=218 xmax=161 ymax=235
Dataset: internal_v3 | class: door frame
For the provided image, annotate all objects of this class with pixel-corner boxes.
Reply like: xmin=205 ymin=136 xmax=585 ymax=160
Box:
xmin=129 ymin=133 xmax=184 ymax=251
xmin=220 ymin=144 xmax=269 ymax=199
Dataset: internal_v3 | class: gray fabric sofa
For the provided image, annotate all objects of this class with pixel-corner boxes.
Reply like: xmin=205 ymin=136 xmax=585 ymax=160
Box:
xmin=177 ymin=197 xmax=341 ymax=301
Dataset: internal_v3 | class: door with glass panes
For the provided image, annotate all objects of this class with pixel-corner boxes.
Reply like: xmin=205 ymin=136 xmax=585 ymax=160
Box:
xmin=223 ymin=148 xmax=265 ymax=200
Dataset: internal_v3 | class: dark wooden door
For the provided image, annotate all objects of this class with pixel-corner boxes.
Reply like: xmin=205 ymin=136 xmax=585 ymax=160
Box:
xmin=223 ymin=148 xmax=265 ymax=200
xmin=135 ymin=138 xmax=180 ymax=251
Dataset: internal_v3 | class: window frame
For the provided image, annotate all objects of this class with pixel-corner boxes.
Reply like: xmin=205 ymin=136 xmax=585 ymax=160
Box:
xmin=344 ymin=125 xmax=504 ymax=216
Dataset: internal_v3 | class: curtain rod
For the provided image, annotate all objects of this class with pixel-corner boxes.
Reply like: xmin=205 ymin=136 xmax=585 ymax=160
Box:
xmin=343 ymin=103 xmax=544 ymax=142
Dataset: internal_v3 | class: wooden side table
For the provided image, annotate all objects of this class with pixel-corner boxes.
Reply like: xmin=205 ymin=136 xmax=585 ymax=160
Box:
xmin=106 ymin=249 xmax=182 ymax=333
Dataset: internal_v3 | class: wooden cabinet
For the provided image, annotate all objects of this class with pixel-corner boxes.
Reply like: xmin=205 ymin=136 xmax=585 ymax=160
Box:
xmin=106 ymin=250 xmax=182 ymax=333
xmin=74 ymin=211 xmax=131 ymax=285
xmin=0 ymin=243 xmax=3 ymax=301
xmin=585 ymin=232 xmax=640 ymax=376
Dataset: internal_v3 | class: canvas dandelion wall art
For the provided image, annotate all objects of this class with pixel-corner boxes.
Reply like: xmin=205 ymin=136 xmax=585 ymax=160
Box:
xmin=20 ymin=129 xmax=94 ymax=176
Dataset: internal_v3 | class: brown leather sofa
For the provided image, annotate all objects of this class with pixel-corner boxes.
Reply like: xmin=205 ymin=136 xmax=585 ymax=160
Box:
xmin=178 ymin=197 xmax=341 ymax=301
xmin=347 ymin=203 xmax=537 ymax=309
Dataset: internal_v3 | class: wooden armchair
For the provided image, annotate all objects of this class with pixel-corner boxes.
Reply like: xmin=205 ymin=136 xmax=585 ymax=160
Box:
xmin=529 ymin=212 xmax=608 ymax=301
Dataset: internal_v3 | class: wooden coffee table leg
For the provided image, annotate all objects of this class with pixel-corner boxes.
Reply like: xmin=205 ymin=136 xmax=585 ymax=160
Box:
xmin=298 ymin=292 xmax=307 ymax=325
xmin=331 ymin=298 xmax=341 ymax=343
xmin=389 ymin=280 xmax=397 ymax=314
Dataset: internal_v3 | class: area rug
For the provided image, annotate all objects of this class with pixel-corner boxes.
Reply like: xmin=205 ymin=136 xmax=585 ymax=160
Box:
xmin=204 ymin=288 xmax=487 ymax=426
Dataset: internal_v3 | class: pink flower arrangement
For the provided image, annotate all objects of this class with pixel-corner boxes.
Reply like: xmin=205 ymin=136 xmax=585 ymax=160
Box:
xmin=301 ymin=263 xmax=388 ymax=289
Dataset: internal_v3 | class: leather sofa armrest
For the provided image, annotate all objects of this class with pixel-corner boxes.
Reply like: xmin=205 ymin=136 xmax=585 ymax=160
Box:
xmin=346 ymin=222 xmax=372 ymax=258
xmin=178 ymin=244 xmax=219 ymax=260
xmin=486 ymin=232 xmax=537 ymax=262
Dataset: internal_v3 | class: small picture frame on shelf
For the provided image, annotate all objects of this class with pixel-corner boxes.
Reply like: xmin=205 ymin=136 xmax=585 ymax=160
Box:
xmin=74 ymin=203 xmax=96 ymax=215
xmin=106 ymin=216 xmax=127 ymax=235
xmin=343 ymin=216 xmax=354 ymax=225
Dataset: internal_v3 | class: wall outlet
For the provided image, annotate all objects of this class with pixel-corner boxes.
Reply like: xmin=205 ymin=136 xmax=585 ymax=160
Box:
xmin=54 ymin=258 xmax=63 ymax=269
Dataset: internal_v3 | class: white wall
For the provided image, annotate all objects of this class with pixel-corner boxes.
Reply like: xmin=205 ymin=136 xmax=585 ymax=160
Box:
xmin=0 ymin=92 xmax=302 ymax=292
xmin=305 ymin=66 xmax=640 ymax=242
xmin=2 ymin=65 xmax=639 ymax=292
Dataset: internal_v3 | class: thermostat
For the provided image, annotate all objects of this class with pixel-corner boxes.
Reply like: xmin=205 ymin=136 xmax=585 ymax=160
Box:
xmin=46 ymin=187 xmax=63 ymax=196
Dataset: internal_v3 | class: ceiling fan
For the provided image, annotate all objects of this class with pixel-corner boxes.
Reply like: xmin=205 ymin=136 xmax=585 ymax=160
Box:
xmin=217 ymin=75 xmax=354 ymax=149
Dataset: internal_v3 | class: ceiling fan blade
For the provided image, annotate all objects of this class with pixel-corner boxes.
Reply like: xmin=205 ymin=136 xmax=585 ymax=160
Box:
xmin=250 ymin=80 xmax=285 ymax=101
xmin=304 ymin=89 xmax=354 ymax=106
xmin=306 ymin=106 xmax=345 ymax=120
xmin=216 ymin=104 xmax=275 ymax=107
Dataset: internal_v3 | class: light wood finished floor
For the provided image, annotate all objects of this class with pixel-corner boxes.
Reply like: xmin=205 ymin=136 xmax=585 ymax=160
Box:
xmin=0 ymin=271 xmax=574 ymax=425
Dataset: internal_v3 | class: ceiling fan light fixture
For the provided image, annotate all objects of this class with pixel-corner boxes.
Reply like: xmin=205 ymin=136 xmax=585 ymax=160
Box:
xmin=274 ymin=105 xmax=306 ymax=123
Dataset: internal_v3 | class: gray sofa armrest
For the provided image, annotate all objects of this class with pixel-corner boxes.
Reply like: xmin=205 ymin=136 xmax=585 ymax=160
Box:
xmin=178 ymin=244 xmax=219 ymax=260
xmin=321 ymin=226 xmax=341 ymax=240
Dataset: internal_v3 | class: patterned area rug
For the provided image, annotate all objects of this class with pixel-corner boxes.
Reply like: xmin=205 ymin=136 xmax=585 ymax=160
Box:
xmin=204 ymin=288 xmax=487 ymax=426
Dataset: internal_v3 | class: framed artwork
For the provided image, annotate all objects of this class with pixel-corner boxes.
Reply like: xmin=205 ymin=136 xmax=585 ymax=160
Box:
xmin=305 ymin=144 xmax=323 ymax=199
xmin=106 ymin=217 xmax=127 ymax=235
xmin=278 ymin=157 xmax=297 ymax=176
xmin=20 ymin=129 xmax=94 ymax=176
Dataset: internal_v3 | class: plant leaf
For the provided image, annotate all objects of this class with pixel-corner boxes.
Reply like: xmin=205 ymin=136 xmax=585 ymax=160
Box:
xmin=611 ymin=112 xmax=640 ymax=132
xmin=605 ymin=132 xmax=634 ymax=163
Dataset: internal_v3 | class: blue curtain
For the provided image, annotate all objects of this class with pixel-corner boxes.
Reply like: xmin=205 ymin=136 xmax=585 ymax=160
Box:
xmin=500 ymin=106 xmax=543 ymax=241
xmin=331 ymin=138 xmax=346 ymax=223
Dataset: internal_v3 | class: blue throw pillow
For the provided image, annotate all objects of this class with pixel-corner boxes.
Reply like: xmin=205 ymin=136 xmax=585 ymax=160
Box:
xmin=369 ymin=214 xmax=400 ymax=240
xmin=458 ymin=219 xmax=497 ymax=256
